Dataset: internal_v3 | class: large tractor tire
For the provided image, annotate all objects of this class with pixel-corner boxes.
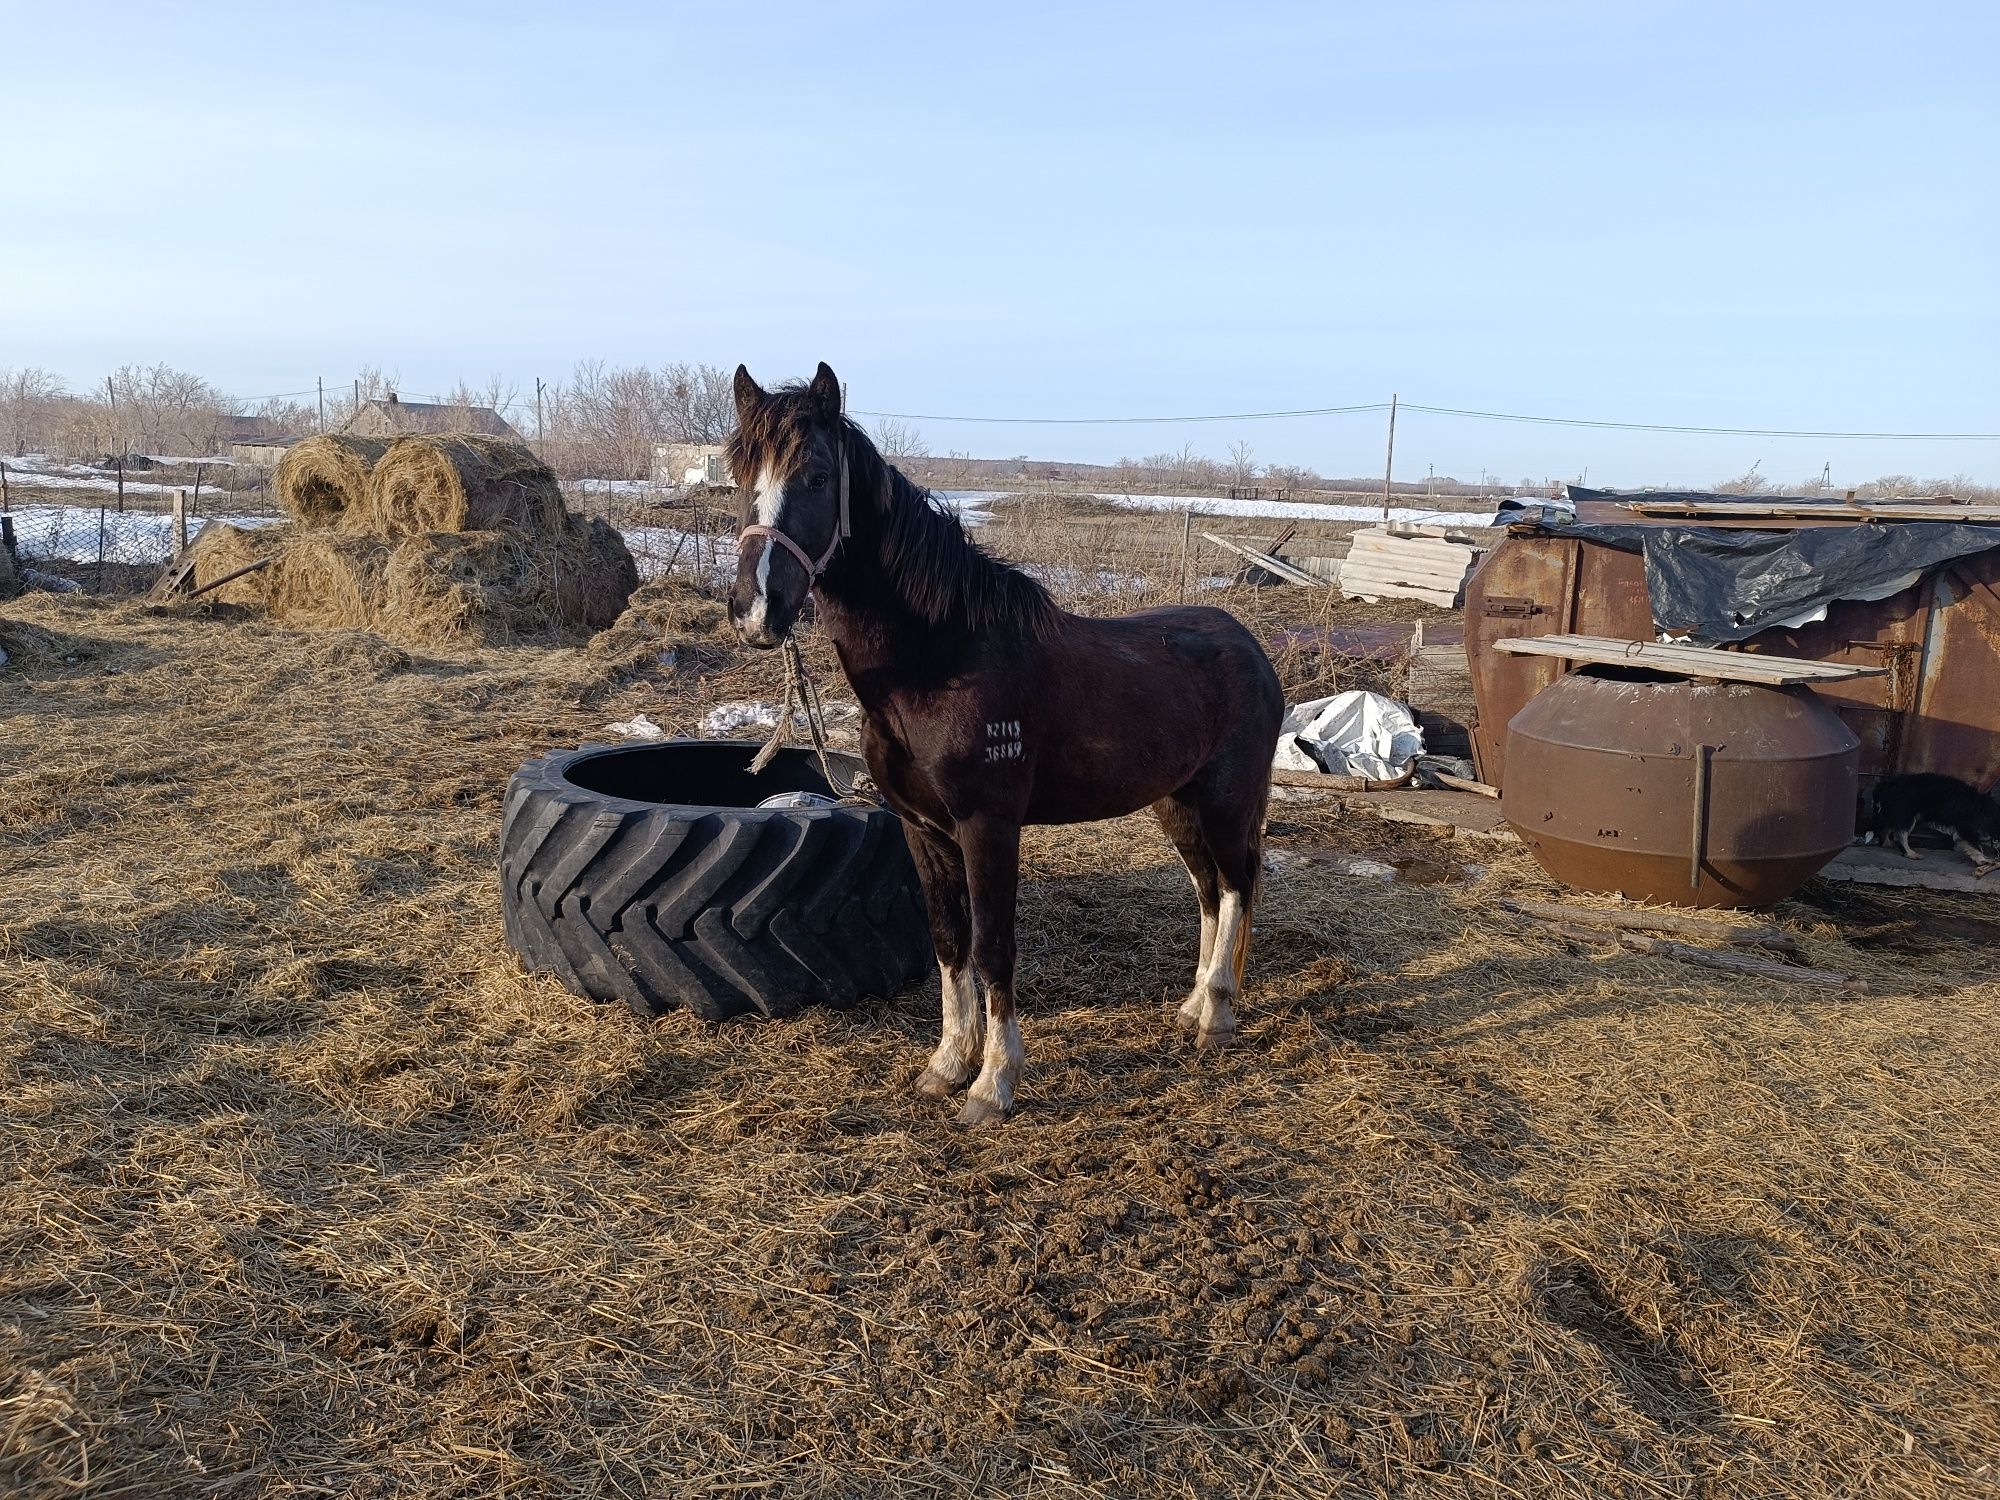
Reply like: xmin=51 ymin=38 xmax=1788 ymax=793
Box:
xmin=500 ymin=740 xmax=933 ymax=1021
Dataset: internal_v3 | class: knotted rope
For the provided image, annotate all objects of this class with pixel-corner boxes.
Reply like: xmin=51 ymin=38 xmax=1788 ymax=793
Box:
xmin=747 ymin=635 xmax=879 ymax=806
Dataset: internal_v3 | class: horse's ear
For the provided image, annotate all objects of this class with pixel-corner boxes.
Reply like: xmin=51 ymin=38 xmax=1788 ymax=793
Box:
xmin=809 ymin=362 xmax=842 ymax=421
xmin=733 ymin=364 xmax=765 ymax=416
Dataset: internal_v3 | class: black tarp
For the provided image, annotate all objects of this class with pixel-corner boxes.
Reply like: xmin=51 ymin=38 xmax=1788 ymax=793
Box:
xmin=1495 ymin=492 xmax=2000 ymax=643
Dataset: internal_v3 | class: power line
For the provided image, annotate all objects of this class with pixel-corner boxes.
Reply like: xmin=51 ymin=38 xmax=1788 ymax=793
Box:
xmin=853 ymin=397 xmax=2000 ymax=441
xmin=1398 ymin=403 xmax=2000 ymax=442
xmin=849 ymin=401 xmax=1393 ymax=426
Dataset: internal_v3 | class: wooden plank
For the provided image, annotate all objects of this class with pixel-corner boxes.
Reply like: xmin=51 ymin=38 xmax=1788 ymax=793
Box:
xmin=1491 ymin=634 xmax=1885 ymax=684
xmin=1433 ymin=771 xmax=1500 ymax=798
xmin=1817 ymin=844 xmax=2000 ymax=893
xmin=1200 ymin=532 xmax=1324 ymax=587
xmin=1616 ymin=637 xmax=1879 ymax=677
xmin=1497 ymin=633 xmax=1875 ymax=678
xmin=1296 ymin=785 xmax=1517 ymax=838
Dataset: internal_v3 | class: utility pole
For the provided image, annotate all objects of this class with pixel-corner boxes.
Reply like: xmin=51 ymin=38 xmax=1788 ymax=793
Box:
xmin=317 ymin=377 xmax=325 ymax=433
xmin=1380 ymin=393 xmax=1398 ymax=524
xmin=535 ymin=378 xmax=545 ymax=444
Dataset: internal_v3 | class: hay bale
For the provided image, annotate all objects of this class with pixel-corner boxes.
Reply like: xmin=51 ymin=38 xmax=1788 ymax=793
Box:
xmin=275 ymin=436 xmax=390 ymax=525
xmin=184 ymin=507 xmax=634 ymax=646
xmin=190 ymin=522 xmax=291 ymax=609
xmin=361 ymin=435 xmax=568 ymax=538
xmin=376 ymin=519 xmax=638 ymax=645
xmin=266 ymin=533 xmax=394 ymax=631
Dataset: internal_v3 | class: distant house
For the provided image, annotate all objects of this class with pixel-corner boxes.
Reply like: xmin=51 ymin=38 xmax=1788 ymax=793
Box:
xmin=343 ymin=393 xmax=522 ymax=441
xmin=229 ymin=437 xmax=300 ymax=468
xmin=654 ymin=441 xmax=730 ymax=487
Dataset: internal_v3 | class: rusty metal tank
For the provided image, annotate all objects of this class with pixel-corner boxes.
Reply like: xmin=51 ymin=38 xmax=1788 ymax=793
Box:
xmin=1502 ymin=667 xmax=1859 ymax=908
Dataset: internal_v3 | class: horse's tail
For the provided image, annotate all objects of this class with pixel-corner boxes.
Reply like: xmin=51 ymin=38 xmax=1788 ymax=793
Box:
xmin=1233 ymin=773 xmax=1272 ymax=990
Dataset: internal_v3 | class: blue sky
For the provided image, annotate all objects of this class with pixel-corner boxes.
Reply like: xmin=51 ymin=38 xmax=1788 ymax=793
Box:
xmin=3 ymin=1 xmax=1995 ymax=486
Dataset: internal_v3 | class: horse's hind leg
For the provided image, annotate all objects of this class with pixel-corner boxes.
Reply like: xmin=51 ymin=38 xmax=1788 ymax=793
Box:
xmin=1153 ymin=795 xmax=1220 ymax=1032
xmin=906 ymin=825 xmax=981 ymax=1100
xmin=1187 ymin=773 xmax=1269 ymax=1050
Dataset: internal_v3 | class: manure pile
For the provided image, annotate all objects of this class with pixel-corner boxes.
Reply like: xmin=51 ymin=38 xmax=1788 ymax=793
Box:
xmin=198 ymin=434 xmax=635 ymax=645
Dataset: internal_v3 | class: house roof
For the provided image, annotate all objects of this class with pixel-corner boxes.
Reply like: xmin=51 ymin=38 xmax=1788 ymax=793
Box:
xmin=345 ymin=396 xmax=521 ymax=439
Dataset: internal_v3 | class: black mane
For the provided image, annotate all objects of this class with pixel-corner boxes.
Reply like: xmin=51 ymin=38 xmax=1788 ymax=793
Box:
xmin=841 ymin=425 xmax=1059 ymax=640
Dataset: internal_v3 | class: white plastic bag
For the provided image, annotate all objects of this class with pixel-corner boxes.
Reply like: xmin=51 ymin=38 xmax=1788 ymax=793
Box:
xmin=604 ymin=713 xmax=668 ymax=741
xmin=1273 ymin=690 xmax=1425 ymax=780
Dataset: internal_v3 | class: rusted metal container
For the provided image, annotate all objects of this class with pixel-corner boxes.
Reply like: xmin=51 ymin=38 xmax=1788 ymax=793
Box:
xmin=1502 ymin=668 xmax=1859 ymax=907
xmin=1464 ymin=514 xmax=2000 ymax=797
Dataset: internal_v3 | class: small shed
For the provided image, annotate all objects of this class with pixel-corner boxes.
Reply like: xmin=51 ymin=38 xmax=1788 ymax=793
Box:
xmin=654 ymin=442 xmax=730 ymax=487
xmin=1463 ymin=487 xmax=2000 ymax=792
xmin=344 ymin=394 xmax=522 ymax=441
xmin=229 ymin=438 xmax=300 ymax=468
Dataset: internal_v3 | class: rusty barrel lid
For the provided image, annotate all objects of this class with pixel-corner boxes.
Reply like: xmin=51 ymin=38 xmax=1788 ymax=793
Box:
xmin=1502 ymin=666 xmax=1858 ymax=908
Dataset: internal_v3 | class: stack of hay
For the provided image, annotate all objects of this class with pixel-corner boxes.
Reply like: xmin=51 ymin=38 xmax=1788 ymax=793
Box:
xmin=193 ymin=434 xmax=637 ymax=646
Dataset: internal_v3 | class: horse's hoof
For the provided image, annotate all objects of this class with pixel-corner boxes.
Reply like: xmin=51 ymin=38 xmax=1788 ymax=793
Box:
xmin=957 ymin=1094 xmax=1011 ymax=1128
xmin=1196 ymin=1024 xmax=1236 ymax=1051
xmin=915 ymin=1067 xmax=965 ymax=1100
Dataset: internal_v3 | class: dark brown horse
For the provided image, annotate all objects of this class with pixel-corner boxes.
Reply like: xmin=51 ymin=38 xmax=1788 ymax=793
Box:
xmin=727 ymin=363 xmax=1283 ymax=1124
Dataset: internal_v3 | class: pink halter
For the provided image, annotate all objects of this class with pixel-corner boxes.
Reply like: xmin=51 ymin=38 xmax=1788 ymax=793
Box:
xmin=737 ymin=448 xmax=851 ymax=582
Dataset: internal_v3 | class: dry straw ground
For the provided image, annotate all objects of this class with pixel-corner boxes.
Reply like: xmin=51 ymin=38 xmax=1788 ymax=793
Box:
xmin=2 ymin=573 xmax=1997 ymax=1499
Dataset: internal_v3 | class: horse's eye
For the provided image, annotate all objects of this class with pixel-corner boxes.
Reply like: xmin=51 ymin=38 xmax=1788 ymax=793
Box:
xmin=808 ymin=471 xmax=829 ymax=489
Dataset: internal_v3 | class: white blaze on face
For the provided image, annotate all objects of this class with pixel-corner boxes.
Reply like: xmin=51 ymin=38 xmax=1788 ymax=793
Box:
xmin=744 ymin=463 xmax=784 ymax=635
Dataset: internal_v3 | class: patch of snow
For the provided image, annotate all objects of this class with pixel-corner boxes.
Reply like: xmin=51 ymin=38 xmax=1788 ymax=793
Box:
xmin=1089 ymin=493 xmax=1500 ymax=527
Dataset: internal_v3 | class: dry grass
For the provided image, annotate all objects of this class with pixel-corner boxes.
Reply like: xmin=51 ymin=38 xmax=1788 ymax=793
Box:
xmin=2 ymin=583 xmax=1998 ymax=1499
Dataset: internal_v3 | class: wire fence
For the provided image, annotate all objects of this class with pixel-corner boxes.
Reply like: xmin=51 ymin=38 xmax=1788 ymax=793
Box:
xmin=1 ymin=479 xmax=734 ymax=596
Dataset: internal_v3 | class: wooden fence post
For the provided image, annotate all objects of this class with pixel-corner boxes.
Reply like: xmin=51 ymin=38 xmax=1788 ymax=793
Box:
xmin=1178 ymin=507 xmax=1194 ymax=601
xmin=173 ymin=489 xmax=189 ymax=555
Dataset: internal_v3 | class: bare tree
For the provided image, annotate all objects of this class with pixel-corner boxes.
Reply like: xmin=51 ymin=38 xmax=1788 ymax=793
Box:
xmin=1227 ymin=439 xmax=1258 ymax=489
xmin=437 ymin=374 xmax=522 ymax=433
xmin=1715 ymin=460 xmax=1769 ymax=494
xmin=0 ymin=367 xmax=66 ymax=455
xmin=871 ymin=417 xmax=930 ymax=460
xmin=1263 ymin=463 xmax=1322 ymax=492
xmin=324 ymin=366 xmax=401 ymax=431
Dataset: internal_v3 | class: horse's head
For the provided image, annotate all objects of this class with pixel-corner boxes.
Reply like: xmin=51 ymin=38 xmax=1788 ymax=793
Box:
xmin=726 ymin=361 xmax=847 ymax=649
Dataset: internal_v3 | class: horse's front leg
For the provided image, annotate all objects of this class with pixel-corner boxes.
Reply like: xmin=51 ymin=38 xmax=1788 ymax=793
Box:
xmin=904 ymin=824 xmax=980 ymax=1099
xmin=957 ymin=814 xmax=1023 ymax=1127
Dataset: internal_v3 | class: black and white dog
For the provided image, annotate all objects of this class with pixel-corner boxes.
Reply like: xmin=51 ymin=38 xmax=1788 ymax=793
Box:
xmin=1866 ymin=773 xmax=2000 ymax=866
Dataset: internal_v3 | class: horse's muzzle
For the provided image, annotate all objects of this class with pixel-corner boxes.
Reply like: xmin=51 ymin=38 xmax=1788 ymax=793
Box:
xmin=728 ymin=598 xmax=787 ymax=650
